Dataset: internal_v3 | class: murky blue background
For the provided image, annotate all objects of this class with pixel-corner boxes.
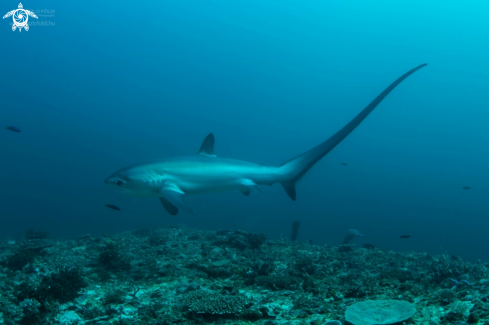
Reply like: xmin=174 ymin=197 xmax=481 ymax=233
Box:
xmin=1 ymin=0 xmax=488 ymax=261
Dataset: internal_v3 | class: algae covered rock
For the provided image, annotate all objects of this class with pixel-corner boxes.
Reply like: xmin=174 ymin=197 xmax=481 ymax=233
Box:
xmin=255 ymin=275 xmax=302 ymax=290
xmin=345 ymin=300 xmax=416 ymax=325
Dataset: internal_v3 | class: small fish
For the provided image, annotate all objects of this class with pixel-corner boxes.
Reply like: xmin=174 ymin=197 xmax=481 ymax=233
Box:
xmin=105 ymin=204 xmax=120 ymax=211
xmin=5 ymin=126 xmax=21 ymax=133
xmin=400 ymin=235 xmax=412 ymax=239
xmin=462 ymin=186 xmax=471 ymax=190
xmin=340 ymin=162 xmax=348 ymax=166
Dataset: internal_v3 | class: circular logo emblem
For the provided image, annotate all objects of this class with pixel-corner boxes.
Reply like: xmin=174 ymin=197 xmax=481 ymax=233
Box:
xmin=13 ymin=9 xmax=28 ymax=27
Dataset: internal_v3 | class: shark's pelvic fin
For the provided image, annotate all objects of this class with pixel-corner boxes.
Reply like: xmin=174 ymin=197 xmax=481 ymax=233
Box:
xmin=239 ymin=187 xmax=251 ymax=196
xmin=242 ymin=179 xmax=263 ymax=194
xmin=159 ymin=187 xmax=196 ymax=214
xmin=198 ymin=133 xmax=216 ymax=156
xmin=279 ymin=63 xmax=427 ymax=201
xmin=159 ymin=197 xmax=178 ymax=215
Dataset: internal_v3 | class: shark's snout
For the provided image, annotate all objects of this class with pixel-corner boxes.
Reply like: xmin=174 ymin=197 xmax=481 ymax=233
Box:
xmin=104 ymin=176 xmax=122 ymax=187
xmin=104 ymin=177 xmax=113 ymax=185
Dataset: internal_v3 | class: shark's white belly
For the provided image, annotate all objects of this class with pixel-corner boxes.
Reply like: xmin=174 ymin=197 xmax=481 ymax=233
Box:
xmin=168 ymin=170 xmax=265 ymax=195
xmin=176 ymin=176 xmax=246 ymax=195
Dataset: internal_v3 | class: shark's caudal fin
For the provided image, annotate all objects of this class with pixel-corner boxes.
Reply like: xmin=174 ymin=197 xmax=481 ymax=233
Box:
xmin=279 ymin=64 xmax=427 ymax=201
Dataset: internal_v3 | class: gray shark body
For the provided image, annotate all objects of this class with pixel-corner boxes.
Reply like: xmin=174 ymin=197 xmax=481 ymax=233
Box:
xmin=105 ymin=64 xmax=427 ymax=215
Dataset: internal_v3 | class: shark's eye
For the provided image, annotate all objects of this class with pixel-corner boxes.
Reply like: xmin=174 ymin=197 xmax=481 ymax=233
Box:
xmin=116 ymin=179 xmax=122 ymax=186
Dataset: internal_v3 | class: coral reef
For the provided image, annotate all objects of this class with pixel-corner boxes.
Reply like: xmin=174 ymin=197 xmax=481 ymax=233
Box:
xmin=182 ymin=290 xmax=249 ymax=315
xmin=0 ymin=225 xmax=488 ymax=324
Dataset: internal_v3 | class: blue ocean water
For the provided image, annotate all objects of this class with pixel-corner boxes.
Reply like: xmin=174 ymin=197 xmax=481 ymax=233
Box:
xmin=1 ymin=0 xmax=488 ymax=262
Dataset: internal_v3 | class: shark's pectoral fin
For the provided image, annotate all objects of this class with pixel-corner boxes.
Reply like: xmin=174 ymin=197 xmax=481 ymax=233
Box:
xmin=198 ymin=133 xmax=216 ymax=157
xmin=239 ymin=187 xmax=251 ymax=196
xmin=159 ymin=188 xmax=195 ymax=215
xmin=159 ymin=197 xmax=178 ymax=215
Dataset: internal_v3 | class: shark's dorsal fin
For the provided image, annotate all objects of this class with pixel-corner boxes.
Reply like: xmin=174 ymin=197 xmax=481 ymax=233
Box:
xmin=198 ymin=133 xmax=216 ymax=156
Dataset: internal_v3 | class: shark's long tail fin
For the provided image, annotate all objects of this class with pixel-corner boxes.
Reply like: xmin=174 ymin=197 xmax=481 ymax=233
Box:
xmin=279 ymin=64 xmax=427 ymax=201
